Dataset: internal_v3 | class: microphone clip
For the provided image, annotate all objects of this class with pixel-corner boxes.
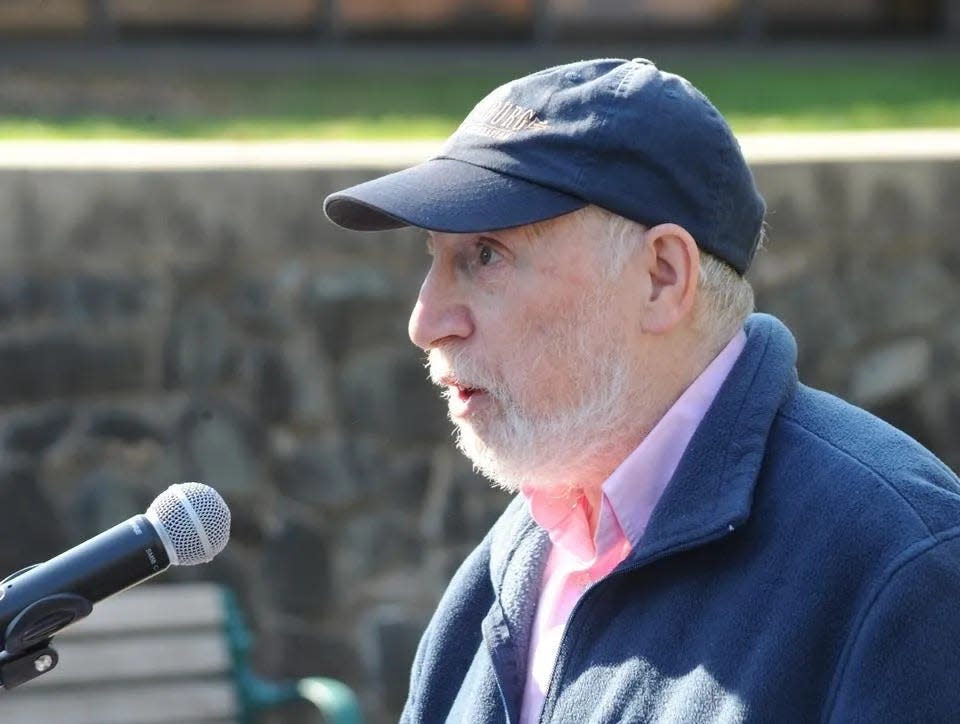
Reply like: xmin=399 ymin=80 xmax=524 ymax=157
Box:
xmin=3 ymin=592 xmax=93 ymax=654
xmin=0 ymin=641 xmax=59 ymax=690
xmin=0 ymin=582 xmax=93 ymax=690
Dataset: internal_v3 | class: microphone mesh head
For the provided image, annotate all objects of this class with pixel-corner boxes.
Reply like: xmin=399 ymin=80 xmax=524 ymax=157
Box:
xmin=147 ymin=483 xmax=231 ymax=566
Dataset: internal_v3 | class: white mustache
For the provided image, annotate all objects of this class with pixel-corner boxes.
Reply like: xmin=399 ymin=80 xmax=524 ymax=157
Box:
xmin=427 ymin=348 xmax=499 ymax=393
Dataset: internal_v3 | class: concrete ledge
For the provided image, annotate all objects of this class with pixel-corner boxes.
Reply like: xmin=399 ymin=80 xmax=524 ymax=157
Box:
xmin=0 ymin=140 xmax=445 ymax=170
xmin=0 ymin=129 xmax=958 ymax=170
xmin=740 ymin=129 xmax=960 ymax=162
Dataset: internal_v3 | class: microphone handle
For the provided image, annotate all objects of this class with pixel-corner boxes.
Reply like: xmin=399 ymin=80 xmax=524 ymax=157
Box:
xmin=0 ymin=515 xmax=172 ymax=641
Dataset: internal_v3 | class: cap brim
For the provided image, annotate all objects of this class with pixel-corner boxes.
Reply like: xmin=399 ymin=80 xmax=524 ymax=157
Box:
xmin=323 ymin=158 xmax=587 ymax=233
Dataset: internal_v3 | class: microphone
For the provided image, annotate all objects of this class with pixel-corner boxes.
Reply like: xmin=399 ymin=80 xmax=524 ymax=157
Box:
xmin=0 ymin=482 xmax=231 ymax=662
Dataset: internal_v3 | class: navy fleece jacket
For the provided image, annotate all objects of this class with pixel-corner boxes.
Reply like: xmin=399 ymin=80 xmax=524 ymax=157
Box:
xmin=401 ymin=314 xmax=960 ymax=723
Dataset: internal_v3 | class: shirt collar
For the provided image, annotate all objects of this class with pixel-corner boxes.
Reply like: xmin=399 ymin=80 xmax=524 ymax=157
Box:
xmin=523 ymin=330 xmax=747 ymax=564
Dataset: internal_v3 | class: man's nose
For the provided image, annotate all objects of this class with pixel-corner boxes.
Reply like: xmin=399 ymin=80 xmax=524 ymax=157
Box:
xmin=408 ymin=270 xmax=473 ymax=350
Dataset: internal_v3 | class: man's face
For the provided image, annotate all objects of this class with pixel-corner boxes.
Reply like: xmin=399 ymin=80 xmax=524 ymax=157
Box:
xmin=408 ymin=211 xmax=645 ymax=493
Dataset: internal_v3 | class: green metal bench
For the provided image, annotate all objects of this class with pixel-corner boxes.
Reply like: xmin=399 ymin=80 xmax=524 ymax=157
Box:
xmin=0 ymin=582 xmax=361 ymax=724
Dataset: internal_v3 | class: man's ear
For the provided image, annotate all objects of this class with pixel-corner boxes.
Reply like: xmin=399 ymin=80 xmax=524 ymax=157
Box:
xmin=637 ymin=223 xmax=700 ymax=334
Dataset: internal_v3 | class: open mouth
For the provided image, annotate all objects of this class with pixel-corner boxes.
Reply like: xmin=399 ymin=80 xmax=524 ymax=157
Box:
xmin=441 ymin=379 xmax=490 ymax=417
xmin=456 ymin=385 xmax=484 ymax=401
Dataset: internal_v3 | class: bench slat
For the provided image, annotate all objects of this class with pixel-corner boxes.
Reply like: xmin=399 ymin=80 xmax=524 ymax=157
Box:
xmin=28 ymin=631 xmax=231 ymax=687
xmin=58 ymin=582 xmax=225 ymax=638
xmin=0 ymin=680 xmax=238 ymax=723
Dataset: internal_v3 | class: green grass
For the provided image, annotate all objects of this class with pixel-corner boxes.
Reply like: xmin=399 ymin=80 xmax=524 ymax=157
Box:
xmin=1 ymin=55 xmax=957 ymax=139
xmin=680 ymin=58 xmax=960 ymax=131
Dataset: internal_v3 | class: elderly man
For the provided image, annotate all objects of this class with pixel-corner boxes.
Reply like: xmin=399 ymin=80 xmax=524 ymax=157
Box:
xmin=324 ymin=59 xmax=960 ymax=723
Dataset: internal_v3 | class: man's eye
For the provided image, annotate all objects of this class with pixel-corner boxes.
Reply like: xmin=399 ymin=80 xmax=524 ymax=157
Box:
xmin=478 ymin=243 xmax=496 ymax=266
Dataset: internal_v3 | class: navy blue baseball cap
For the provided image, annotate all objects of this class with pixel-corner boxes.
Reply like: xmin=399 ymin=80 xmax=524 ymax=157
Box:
xmin=324 ymin=58 xmax=765 ymax=274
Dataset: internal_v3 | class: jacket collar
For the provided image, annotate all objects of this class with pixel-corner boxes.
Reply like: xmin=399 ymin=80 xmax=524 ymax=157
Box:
xmin=484 ymin=502 xmax=550 ymax=723
xmin=627 ymin=312 xmax=799 ymax=563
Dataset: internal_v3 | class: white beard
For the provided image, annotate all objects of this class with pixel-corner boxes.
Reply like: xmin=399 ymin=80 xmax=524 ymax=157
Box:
xmin=429 ymin=290 xmax=644 ymax=495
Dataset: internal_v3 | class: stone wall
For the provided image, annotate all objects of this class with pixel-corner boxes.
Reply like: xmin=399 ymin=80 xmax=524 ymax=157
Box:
xmin=0 ymin=155 xmax=957 ymax=722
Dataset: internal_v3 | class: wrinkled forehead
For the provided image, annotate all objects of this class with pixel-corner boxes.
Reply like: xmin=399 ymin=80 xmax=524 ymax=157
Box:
xmin=423 ymin=216 xmax=563 ymax=248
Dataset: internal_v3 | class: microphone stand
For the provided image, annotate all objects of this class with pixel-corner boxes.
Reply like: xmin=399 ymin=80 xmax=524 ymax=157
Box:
xmin=0 ymin=565 xmax=93 ymax=690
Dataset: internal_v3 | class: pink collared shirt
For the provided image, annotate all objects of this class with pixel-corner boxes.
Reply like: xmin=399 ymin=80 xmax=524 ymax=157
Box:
xmin=518 ymin=330 xmax=747 ymax=724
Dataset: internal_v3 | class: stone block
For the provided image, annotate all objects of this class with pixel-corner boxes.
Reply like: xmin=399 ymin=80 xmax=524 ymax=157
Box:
xmin=935 ymin=163 xmax=960 ymax=242
xmin=752 ymin=164 xmax=822 ymax=241
xmin=87 ymin=409 xmax=165 ymax=444
xmin=69 ymin=470 xmax=148 ymax=541
xmin=256 ymin=621 xmax=369 ymax=724
xmin=419 ymin=446 xmax=462 ymax=543
xmin=58 ymin=274 xmax=152 ymax=324
xmin=225 ymin=505 xmax=271 ymax=549
xmin=844 ymin=259 xmax=958 ymax=338
xmin=366 ymin=608 xmax=429 ymax=715
xmin=248 ymin=346 xmax=295 ymax=425
xmin=858 ymin=169 xmax=939 ymax=250
xmin=230 ymin=276 xmax=295 ymax=336
xmin=0 ymin=275 xmax=45 ymax=322
xmin=164 ymin=538 xmax=260 ymax=609
xmin=333 ymin=512 xmax=423 ymax=584
xmin=458 ymin=465 xmax=511 ymax=541
xmin=3 ymin=405 xmax=73 ymax=455
xmin=284 ymin=337 xmax=339 ymax=429
xmin=0 ymin=332 xmax=146 ymax=405
xmin=418 ymin=446 xmax=509 ymax=546
xmin=338 ymin=346 xmax=449 ymax=444
xmin=311 ymin=297 xmax=412 ymax=365
xmin=301 ymin=268 xmax=394 ymax=307
xmin=176 ymin=399 xmax=263 ymax=497
xmin=257 ymin=621 xmax=365 ymax=693
xmin=276 ymin=437 xmax=361 ymax=510
xmin=348 ymin=440 xmax=431 ymax=509
xmin=164 ymin=302 xmax=236 ymax=388
xmin=261 ymin=516 xmax=333 ymax=618
xmin=750 ymin=246 xmax=816 ymax=293
xmin=755 ymin=277 xmax=860 ymax=392
xmin=0 ymin=463 xmax=69 ymax=574
xmin=811 ymin=164 xmax=852 ymax=239
xmin=940 ymin=320 xmax=960 ymax=369
xmin=868 ymin=394 xmax=941 ymax=459
xmin=5 ymin=172 xmax=157 ymax=266
xmin=944 ymin=389 xmax=960 ymax=472
xmin=850 ymin=337 xmax=932 ymax=407
xmin=0 ymin=273 xmax=150 ymax=325
xmin=433 ymin=543 xmax=483 ymax=584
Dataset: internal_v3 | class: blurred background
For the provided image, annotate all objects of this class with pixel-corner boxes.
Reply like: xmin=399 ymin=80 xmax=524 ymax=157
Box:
xmin=0 ymin=1 xmax=958 ymax=723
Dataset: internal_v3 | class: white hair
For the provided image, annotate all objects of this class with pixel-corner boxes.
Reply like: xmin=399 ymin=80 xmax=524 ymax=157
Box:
xmin=531 ymin=205 xmax=756 ymax=344
xmin=694 ymin=246 xmax=756 ymax=343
